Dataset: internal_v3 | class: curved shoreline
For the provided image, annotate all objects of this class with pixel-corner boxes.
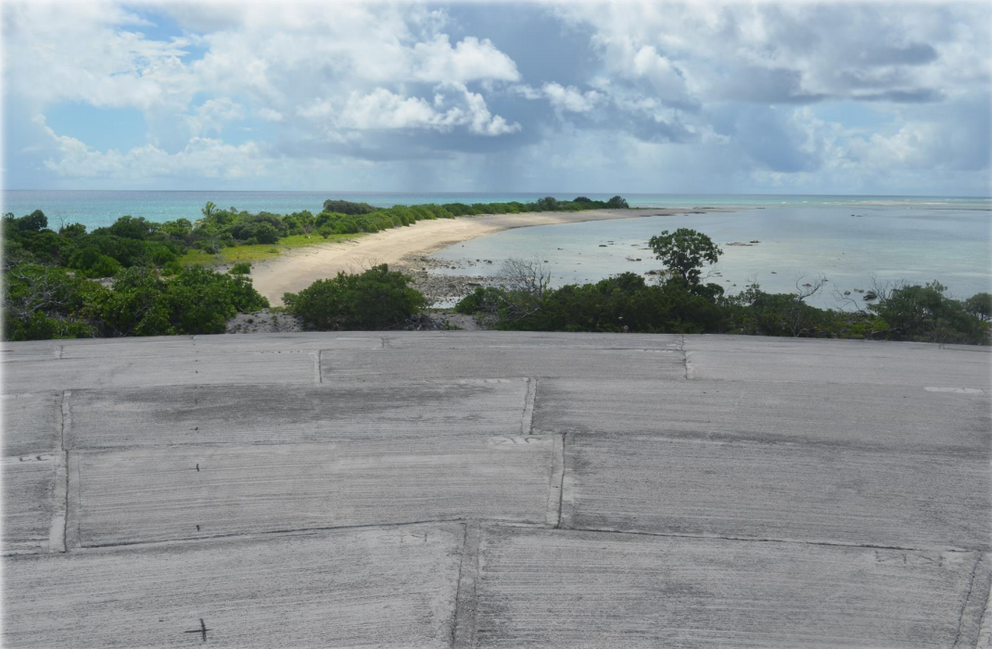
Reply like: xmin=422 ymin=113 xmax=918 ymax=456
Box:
xmin=251 ymin=208 xmax=719 ymax=305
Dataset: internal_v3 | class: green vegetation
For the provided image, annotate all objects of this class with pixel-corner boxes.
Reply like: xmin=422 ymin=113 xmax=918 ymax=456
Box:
xmin=3 ymin=262 xmax=268 ymax=341
xmin=455 ymin=229 xmax=991 ymax=345
xmin=3 ymin=196 xmax=626 ymax=340
xmin=283 ymin=265 xmax=425 ymax=331
xmin=6 ymin=200 xmax=986 ymax=346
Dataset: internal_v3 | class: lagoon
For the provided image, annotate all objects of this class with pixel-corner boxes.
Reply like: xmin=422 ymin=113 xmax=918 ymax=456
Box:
xmin=431 ymin=204 xmax=992 ymax=309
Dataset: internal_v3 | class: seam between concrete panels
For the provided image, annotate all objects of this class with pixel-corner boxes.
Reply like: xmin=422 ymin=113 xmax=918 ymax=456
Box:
xmin=312 ymin=350 xmax=322 ymax=384
xmin=451 ymin=521 xmax=481 ymax=649
xmin=545 ymin=433 xmax=565 ymax=528
xmin=521 ymin=378 xmax=537 ymax=436
xmin=48 ymin=390 xmax=70 ymax=553
xmin=953 ymin=552 xmax=991 ymax=648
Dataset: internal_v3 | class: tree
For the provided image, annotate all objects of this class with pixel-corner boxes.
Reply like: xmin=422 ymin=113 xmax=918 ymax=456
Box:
xmin=965 ymin=293 xmax=992 ymax=322
xmin=607 ymin=196 xmax=629 ymax=208
xmin=202 ymin=201 xmax=216 ymax=219
xmin=648 ymin=228 xmax=722 ymax=288
xmin=283 ymin=264 xmax=425 ymax=330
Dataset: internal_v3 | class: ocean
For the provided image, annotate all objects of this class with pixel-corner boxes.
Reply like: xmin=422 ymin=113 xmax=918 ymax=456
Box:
xmin=3 ymin=190 xmax=990 ymax=309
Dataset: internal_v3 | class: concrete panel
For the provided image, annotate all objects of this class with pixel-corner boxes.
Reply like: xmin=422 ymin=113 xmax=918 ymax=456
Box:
xmin=535 ymin=378 xmax=991 ymax=453
xmin=67 ymin=379 xmax=528 ymax=449
xmin=563 ymin=434 xmax=990 ymax=551
xmin=684 ymin=335 xmax=992 ymax=389
xmin=473 ymin=525 xmax=984 ymax=648
xmin=57 ymin=333 xmax=383 ymax=360
xmin=3 ymin=351 xmax=316 ymax=393
xmin=2 ymin=392 xmax=62 ymax=456
xmin=322 ymin=346 xmax=684 ymax=380
xmin=72 ymin=436 xmax=553 ymax=546
xmin=0 ymin=341 xmax=61 ymax=362
xmin=382 ymin=330 xmax=682 ymax=351
xmin=2 ymin=455 xmax=58 ymax=554
xmin=3 ymin=523 xmax=463 ymax=648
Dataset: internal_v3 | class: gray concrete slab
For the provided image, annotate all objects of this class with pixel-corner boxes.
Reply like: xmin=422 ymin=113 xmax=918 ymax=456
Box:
xmin=2 ymin=351 xmax=316 ymax=393
xmin=2 ymin=332 xmax=989 ymax=646
xmin=534 ymin=378 xmax=991 ymax=453
xmin=71 ymin=436 xmax=553 ymax=547
xmin=473 ymin=525 xmax=987 ymax=648
xmin=322 ymin=346 xmax=684 ymax=380
xmin=382 ymin=330 xmax=682 ymax=350
xmin=562 ymin=434 xmax=990 ymax=551
xmin=2 ymin=455 xmax=58 ymax=554
xmin=1 ymin=392 xmax=62 ymax=456
xmin=0 ymin=341 xmax=61 ymax=362
xmin=3 ymin=523 xmax=463 ymax=648
xmin=684 ymin=334 xmax=992 ymax=389
xmin=66 ymin=379 xmax=528 ymax=449
xmin=56 ymin=333 xmax=383 ymax=359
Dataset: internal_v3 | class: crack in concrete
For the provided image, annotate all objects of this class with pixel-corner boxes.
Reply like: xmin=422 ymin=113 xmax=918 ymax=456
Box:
xmin=48 ymin=390 xmax=70 ymax=553
xmin=521 ymin=378 xmax=537 ymax=436
xmin=953 ymin=552 xmax=986 ymax=648
xmin=975 ymin=574 xmax=992 ymax=649
xmin=555 ymin=524 xmax=979 ymax=554
xmin=312 ymin=350 xmax=322 ymax=384
xmin=545 ymin=433 xmax=566 ymax=528
xmin=451 ymin=521 xmax=481 ymax=649
xmin=678 ymin=334 xmax=689 ymax=380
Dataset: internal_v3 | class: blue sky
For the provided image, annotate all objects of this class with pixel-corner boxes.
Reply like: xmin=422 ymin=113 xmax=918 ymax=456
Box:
xmin=2 ymin=0 xmax=990 ymax=195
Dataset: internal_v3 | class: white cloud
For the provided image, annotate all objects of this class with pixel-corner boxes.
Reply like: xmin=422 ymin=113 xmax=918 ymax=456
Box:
xmin=34 ymin=114 xmax=266 ymax=180
xmin=257 ymin=108 xmax=284 ymax=122
xmin=542 ymin=83 xmax=603 ymax=113
xmin=300 ymin=85 xmax=520 ymax=137
xmin=412 ymin=35 xmax=520 ymax=84
xmin=185 ymin=98 xmax=245 ymax=136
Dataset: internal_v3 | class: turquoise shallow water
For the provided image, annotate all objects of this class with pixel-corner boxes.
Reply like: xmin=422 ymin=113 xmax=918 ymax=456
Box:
xmin=3 ymin=190 xmax=989 ymax=309
xmin=431 ymin=204 xmax=992 ymax=309
xmin=3 ymin=190 xmax=989 ymax=230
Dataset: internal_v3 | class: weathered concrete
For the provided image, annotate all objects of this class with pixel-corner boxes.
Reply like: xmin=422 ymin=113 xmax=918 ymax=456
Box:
xmin=2 ymin=331 xmax=990 ymax=647
xmin=560 ymin=433 xmax=989 ymax=551
xmin=2 ymin=455 xmax=59 ymax=554
xmin=535 ymin=377 xmax=991 ymax=453
xmin=322 ymin=345 xmax=684 ymax=380
xmin=473 ymin=525 xmax=988 ymax=648
xmin=684 ymin=335 xmax=992 ymax=389
xmin=4 ymin=523 xmax=464 ymax=648
xmin=3 ymin=352 xmax=316 ymax=393
xmin=66 ymin=379 xmax=528 ymax=449
xmin=70 ymin=436 xmax=553 ymax=547
xmin=1 ymin=392 xmax=61 ymax=456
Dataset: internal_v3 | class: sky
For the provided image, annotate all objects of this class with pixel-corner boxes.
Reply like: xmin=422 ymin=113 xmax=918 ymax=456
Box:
xmin=2 ymin=0 xmax=990 ymax=195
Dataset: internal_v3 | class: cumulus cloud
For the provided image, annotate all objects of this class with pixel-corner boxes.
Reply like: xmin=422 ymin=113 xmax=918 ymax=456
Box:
xmin=34 ymin=114 xmax=266 ymax=180
xmin=541 ymin=83 xmax=604 ymax=113
xmin=411 ymin=35 xmax=520 ymax=83
xmin=4 ymin=1 xmax=990 ymax=193
xmin=185 ymin=98 xmax=245 ymax=137
xmin=300 ymin=85 xmax=519 ymax=136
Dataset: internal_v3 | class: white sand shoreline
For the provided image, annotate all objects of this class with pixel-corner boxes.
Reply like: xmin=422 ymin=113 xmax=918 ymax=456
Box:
xmin=251 ymin=208 xmax=721 ymax=306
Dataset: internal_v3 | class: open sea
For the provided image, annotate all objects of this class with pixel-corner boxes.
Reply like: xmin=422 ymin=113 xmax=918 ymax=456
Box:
xmin=4 ymin=190 xmax=990 ymax=308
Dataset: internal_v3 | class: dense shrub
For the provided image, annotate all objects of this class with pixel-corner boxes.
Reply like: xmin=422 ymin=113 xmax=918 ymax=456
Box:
xmin=322 ymin=199 xmax=378 ymax=215
xmin=97 ymin=266 xmax=268 ymax=337
xmin=283 ymin=264 xmax=425 ymax=330
xmin=2 ymin=264 xmax=105 ymax=341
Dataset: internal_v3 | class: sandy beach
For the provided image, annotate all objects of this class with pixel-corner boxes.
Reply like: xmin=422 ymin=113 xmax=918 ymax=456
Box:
xmin=251 ymin=208 xmax=709 ymax=305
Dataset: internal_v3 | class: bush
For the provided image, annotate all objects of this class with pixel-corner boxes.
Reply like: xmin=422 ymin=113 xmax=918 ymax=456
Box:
xmin=229 ymin=262 xmax=252 ymax=275
xmin=869 ymin=282 xmax=989 ymax=344
xmin=95 ymin=266 xmax=269 ymax=337
xmin=322 ymin=199 xmax=378 ymax=215
xmin=283 ymin=264 xmax=425 ymax=330
xmin=2 ymin=264 xmax=105 ymax=340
